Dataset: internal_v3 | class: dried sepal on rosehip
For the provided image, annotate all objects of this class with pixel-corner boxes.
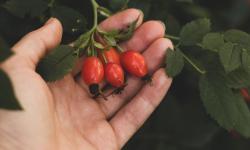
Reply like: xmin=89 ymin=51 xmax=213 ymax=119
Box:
xmin=82 ymin=56 xmax=104 ymax=96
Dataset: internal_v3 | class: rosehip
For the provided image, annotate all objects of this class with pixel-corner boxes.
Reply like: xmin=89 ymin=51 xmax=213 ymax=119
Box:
xmin=121 ymin=50 xmax=148 ymax=78
xmin=240 ymin=88 xmax=250 ymax=102
xmin=105 ymin=63 xmax=124 ymax=87
xmin=82 ymin=56 xmax=104 ymax=94
xmin=98 ymin=48 xmax=120 ymax=65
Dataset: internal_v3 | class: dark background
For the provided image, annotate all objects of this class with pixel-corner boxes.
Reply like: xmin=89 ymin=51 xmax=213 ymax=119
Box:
xmin=1 ymin=0 xmax=250 ymax=149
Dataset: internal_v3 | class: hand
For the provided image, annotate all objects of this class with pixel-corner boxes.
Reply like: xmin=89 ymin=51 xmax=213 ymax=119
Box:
xmin=0 ymin=9 xmax=173 ymax=150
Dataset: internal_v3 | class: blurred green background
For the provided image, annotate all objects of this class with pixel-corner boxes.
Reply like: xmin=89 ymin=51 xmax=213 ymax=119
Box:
xmin=1 ymin=0 xmax=250 ymax=149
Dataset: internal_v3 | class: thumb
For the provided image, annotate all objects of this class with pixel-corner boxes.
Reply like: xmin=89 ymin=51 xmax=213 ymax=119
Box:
xmin=12 ymin=18 xmax=63 ymax=68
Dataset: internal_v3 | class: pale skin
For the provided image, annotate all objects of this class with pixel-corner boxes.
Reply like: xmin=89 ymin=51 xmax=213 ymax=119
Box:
xmin=0 ymin=9 xmax=173 ymax=150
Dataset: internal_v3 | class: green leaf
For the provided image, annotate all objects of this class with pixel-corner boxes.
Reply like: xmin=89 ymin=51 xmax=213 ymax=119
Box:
xmin=0 ymin=36 xmax=13 ymax=62
xmin=225 ymin=69 xmax=250 ymax=89
xmin=202 ymin=33 xmax=224 ymax=52
xmin=93 ymin=41 xmax=104 ymax=49
xmin=98 ymin=6 xmax=113 ymax=18
xmin=242 ymin=49 xmax=250 ymax=74
xmin=104 ymin=35 xmax=117 ymax=47
xmin=74 ymin=31 xmax=91 ymax=48
xmin=51 ymin=6 xmax=87 ymax=34
xmin=199 ymin=73 xmax=250 ymax=138
xmin=0 ymin=69 xmax=22 ymax=110
xmin=36 ymin=45 xmax=77 ymax=82
xmin=180 ymin=18 xmax=211 ymax=46
xmin=165 ymin=48 xmax=185 ymax=77
xmin=3 ymin=0 xmax=47 ymax=18
xmin=114 ymin=17 xmax=139 ymax=42
xmin=224 ymin=29 xmax=250 ymax=50
xmin=219 ymin=43 xmax=241 ymax=73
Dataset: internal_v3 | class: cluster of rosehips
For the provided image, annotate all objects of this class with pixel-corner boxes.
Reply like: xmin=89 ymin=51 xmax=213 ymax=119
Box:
xmin=81 ymin=47 xmax=148 ymax=98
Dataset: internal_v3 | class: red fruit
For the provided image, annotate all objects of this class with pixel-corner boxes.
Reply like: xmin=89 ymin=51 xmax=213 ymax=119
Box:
xmin=82 ymin=56 xmax=104 ymax=85
xmin=105 ymin=63 xmax=124 ymax=87
xmin=121 ymin=50 xmax=148 ymax=78
xmin=98 ymin=48 xmax=120 ymax=65
xmin=240 ymin=88 xmax=250 ymax=102
xmin=229 ymin=130 xmax=241 ymax=139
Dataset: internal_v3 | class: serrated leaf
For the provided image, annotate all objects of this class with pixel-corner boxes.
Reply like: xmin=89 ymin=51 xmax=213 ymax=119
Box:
xmin=94 ymin=41 xmax=104 ymax=49
xmin=114 ymin=17 xmax=138 ymax=42
xmin=225 ymin=69 xmax=250 ymax=89
xmin=0 ymin=69 xmax=22 ymax=110
xmin=74 ymin=31 xmax=91 ymax=48
xmin=242 ymin=49 xmax=250 ymax=74
xmin=51 ymin=6 xmax=87 ymax=34
xmin=104 ymin=29 xmax=120 ymax=37
xmin=224 ymin=29 xmax=250 ymax=50
xmin=180 ymin=18 xmax=211 ymax=46
xmin=202 ymin=33 xmax=224 ymax=52
xmin=104 ymin=35 xmax=117 ymax=46
xmin=165 ymin=48 xmax=184 ymax=77
xmin=36 ymin=45 xmax=77 ymax=82
xmin=3 ymin=0 xmax=47 ymax=18
xmin=219 ymin=43 xmax=241 ymax=73
xmin=0 ymin=36 xmax=13 ymax=62
xmin=199 ymin=73 xmax=250 ymax=138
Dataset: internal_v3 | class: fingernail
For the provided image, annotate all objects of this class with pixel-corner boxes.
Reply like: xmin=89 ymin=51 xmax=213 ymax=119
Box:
xmin=138 ymin=9 xmax=144 ymax=20
xmin=157 ymin=20 xmax=166 ymax=31
xmin=45 ymin=18 xmax=55 ymax=25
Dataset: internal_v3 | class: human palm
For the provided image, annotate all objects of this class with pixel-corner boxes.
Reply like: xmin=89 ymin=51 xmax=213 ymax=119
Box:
xmin=0 ymin=9 xmax=173 ymax=150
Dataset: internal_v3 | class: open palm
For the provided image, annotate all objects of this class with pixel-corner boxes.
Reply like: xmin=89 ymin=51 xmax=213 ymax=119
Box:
xmin=0 ymin=9 xmax=173 ymax=150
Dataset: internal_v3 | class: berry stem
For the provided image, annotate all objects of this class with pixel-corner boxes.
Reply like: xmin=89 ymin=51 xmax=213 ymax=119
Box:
xmin=102 ymin=52 xmax=108 ymax=64
xmin=91 ymin=0 xmax=100 ymax=29
xmin=116 ymin=44 xmax=124 ymax=53
xmin=165 ymin=34 xmax=180 ymax=41
xmin=179 ymin=50 xmax=206 ymax=75
xmin=165 ymin=34 xmax=206 ymax=75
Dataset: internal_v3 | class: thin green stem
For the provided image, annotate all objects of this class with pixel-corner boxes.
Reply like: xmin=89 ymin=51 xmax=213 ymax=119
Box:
xmin=180 ymin=51 xmax=206 ymax=75
xmin=165 ymin=34 xmax=180 ymax=41
xmin=91 ymin=0 xmax=99 ymax=28
xmin=116 ymin=44 xmax=124 ymax=53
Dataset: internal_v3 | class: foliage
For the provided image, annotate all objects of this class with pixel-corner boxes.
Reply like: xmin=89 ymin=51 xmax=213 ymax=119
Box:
xmin=1 ymin=0 xmax=250 ymax=149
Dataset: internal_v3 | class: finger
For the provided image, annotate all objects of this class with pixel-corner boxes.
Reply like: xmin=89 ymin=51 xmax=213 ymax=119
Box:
xmin=110 ymin=69 xmax=172 ymax=147
xmin=120 ymin=20 xmax=166 ymax=52
xmin=12 ymin=18 xmax=63 ymax=69
xmin=72 ymin=9 xmax=144 ymax=76
xmin=99 ymin=8 xmax=143 ymax=31
xmin=98 ymin=38 xmax=173 ymax=118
